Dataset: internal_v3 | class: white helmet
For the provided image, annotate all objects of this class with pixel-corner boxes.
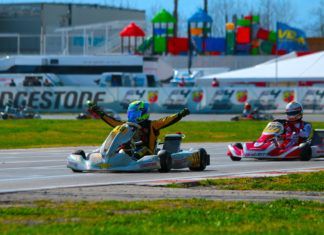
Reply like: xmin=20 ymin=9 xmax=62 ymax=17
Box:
xmin=286 ymin=101 xmax=303 ymax=121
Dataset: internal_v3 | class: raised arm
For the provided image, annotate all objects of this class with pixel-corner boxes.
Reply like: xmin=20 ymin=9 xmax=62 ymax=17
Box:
xmin=87 ymin=101 xmax=124 ymax=128
xmin=152 ymin=108 xmax=190 ymax=130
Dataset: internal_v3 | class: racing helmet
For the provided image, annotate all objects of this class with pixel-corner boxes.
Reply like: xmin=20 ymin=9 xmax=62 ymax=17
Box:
xmin=127 ymin=100 xmax=150 ymax=123
xmin=286 ymin=101 xmax=303 ymax=122
xmin=244 ymin=102 xmax=252 ymax=111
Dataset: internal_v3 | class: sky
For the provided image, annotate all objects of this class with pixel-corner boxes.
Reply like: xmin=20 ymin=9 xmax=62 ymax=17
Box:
xmin=0 ymin=0 xmax=321 ymax=34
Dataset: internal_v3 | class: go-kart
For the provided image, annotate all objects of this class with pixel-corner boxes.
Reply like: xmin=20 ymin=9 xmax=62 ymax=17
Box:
xmin=0 ymin=106 xmax=41 ymax=120
xmin=227 ymin=121 xmax=323 ymax=161
xmin=76 ymin=108 xmax=121 ymax=120
xmin=67 ymin=122 xmax=210 ymax=172
xmin=231 ymin=110 xmax=274 ymax=121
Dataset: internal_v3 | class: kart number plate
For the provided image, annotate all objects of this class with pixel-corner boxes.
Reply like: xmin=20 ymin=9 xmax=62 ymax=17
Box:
xmin=263 ymin=122 xmax=284 ymax=135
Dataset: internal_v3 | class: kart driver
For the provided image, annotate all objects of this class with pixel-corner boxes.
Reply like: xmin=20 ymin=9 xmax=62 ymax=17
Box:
xmin=242 ymin=102 xmax=252 ymax=117
xmin=275 ymin=101 xmax=312 ymax=148
xmin=88 ymin=100 xmax=190 ymax=158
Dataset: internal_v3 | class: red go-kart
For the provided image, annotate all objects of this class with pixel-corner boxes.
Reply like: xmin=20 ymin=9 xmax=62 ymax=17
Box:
xmin=227 ymin=121 xmax=323 ymax=161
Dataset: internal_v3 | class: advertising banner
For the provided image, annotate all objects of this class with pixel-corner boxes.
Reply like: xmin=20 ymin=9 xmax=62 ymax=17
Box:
xmin=298 ymin=88 xmax=324 ymax=113
xmin=0 ymin=87 xmax=117 ymax=112
xmin=0 ymin=86 xmax=323 ymax=113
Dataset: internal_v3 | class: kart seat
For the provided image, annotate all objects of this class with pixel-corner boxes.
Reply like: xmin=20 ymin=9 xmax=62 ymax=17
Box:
xmin=163 ymin=134 xmax=182 ymax=154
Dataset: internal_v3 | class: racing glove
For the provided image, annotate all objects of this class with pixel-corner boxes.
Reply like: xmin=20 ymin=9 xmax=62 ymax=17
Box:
xmin=179 ymin=108 xmax=190 ymax=118
xmin=87 ymin=101 xmax=104 ymax=117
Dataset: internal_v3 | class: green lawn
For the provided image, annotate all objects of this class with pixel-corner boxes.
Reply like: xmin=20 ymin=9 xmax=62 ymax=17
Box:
xmin=0 ymin=199 xmax=323 ymax=235
xmin=1 ymin=120 xmax=324 ymax=149
xmin=168 ymin=171 xmax=324 ymax=192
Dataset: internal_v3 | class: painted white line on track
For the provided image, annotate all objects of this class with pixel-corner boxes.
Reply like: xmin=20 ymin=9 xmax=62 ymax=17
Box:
xmin=0 ymin=159 xmax=66 ymax=164
xmin=0 ymin=165 xmax=66 ymax=171
xmin=0 ymin=155 xmax=66 ymax=159
xmin=0 ymin=174 xmax=90 ymax=183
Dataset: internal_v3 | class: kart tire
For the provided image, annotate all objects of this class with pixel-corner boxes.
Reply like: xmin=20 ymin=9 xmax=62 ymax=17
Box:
xmin=231 ymin=116 xmax=239 ymax=121
xmin=158 ymin=150 xmax=172 ymax=173
xmin=72 ymin=169 xmax=83 ymax=173
xmin=73 ymin=150 xmax=87 ymax=160
xmin=230 ymin=156 xmax=242 ymax=161
xmin=189 ymin=148 xmax=208 ymax=171
xmin=300 ymin=144 xmax=312 ymax=161
xmin=1 ymin=113 xmax=8 ymax=120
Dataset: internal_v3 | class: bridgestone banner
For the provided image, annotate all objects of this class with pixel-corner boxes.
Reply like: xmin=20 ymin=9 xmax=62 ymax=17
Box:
xmin=0 ymin=87 xmax=323 ymax=113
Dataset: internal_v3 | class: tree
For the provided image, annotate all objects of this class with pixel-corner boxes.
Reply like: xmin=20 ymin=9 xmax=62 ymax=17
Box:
xmin=208 ymin=0 xmax=296 ymax=36
xmin=306 ymin=0 xmax=324 ymax=37
xmin=258 ymin=0 xmax=296 ymax=30
xmin=209 ymin=0 xmax=249 ymax=37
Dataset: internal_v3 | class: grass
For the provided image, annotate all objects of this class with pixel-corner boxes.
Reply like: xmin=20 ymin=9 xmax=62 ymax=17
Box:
xmin=0 ymin=199 xmax=323 ymax=235
xmin=167 ymin=171 xmax=324 ymax=191
xmin=1 ymin=119 xmax=324 ymax=149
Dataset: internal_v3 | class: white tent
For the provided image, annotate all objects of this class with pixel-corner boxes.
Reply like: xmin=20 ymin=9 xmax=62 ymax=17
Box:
xmin=197 ymin=51 xmax=324 ymax=86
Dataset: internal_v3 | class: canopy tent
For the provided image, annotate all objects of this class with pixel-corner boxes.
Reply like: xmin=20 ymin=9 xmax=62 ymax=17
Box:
xmin=119 ymin=22 xmax=145 ymax=53
xmin=197 ymin=51 xmax=324 ymax=86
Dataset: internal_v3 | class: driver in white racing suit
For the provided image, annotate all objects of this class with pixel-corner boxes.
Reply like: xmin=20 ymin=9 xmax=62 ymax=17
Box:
xmin=276 ymin=101 xmax=312 ymax=148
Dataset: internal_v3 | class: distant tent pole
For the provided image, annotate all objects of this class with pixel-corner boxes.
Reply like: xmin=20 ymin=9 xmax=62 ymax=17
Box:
xmin=188 ymin=22 xmax=192 ymax=74
xmin=121 ymin=37 xmax=124 ymax=53
xmin=152 ymin=23 xmax=155 ymax=54
xmin=173 ymin=0 xmax=178 ymax=37
xmin=203 ymin=1 xmax=208 ymax=54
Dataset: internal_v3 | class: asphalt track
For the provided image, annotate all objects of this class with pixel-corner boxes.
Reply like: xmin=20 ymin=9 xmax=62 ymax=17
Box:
xmin=0 ymin=143 xmax=323 ymax=194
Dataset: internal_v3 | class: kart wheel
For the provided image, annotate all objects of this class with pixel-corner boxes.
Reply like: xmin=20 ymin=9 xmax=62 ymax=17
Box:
xmin=300 ymin=144 xmax=312 ymax=161
xmin=72 ymin=169 xmax=83 ymax=173
xmin=158 ymin=150 xmax=172 ymax=173
xmin=73 ymin=150 xmax=87 ymax=160
xmin=231 ymin=116 xmax=239 ymax=121
xmin=230 ymin=155 xmax=242 ymax=161
xmin=1 ymin=113 xmax=8 ymax=120
xmin=189 ymin=148 xmax=208 ymax=171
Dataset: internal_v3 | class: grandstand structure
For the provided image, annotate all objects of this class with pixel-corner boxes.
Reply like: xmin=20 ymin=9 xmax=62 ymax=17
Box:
xmin=0 ymin=1 xmax=145 ymax=55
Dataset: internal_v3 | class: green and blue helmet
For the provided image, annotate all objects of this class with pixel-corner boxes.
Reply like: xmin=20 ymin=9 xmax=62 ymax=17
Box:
xmin=127 ymin=100 xmax=150 ymax=123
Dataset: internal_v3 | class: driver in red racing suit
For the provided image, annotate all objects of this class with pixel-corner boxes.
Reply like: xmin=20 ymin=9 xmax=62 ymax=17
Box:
xmin=275 ymin=101 xmax=312 ymax=149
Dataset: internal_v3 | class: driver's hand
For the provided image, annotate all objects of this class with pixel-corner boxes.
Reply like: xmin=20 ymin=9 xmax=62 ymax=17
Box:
xmin=87 ymin=100 xmax=102 ymax=114
xmin=179 ymin=108 xmax=190 ymax=117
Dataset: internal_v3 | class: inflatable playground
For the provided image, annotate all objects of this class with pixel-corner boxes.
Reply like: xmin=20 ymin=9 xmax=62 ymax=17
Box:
xmin=119 ymin=8 xmax=309 ymax=56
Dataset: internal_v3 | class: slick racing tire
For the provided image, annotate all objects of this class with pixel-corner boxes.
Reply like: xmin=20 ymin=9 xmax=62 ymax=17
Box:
xmin=230 ymin=143 xmax=242 ymax=161
xmin=189 ymin=148 xmax=208 ymax=171
xmin=300 ymin=144 xmax=312 ymax=161
xmin=1 ymin=113 xmax=8 ymax=120
xmin=158 ymin=150 xmax=172 ymax=173
xmin=231 ymin=116 xmax=239 ymax=121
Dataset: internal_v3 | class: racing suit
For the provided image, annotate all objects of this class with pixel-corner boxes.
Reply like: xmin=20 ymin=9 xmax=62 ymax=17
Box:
xmin=89 ymin=107 xmax=189 ymax=157
xmin=242 ymin=108 xmax=252 ymax=118
xmin=275 ymin=119 xmax=312 ymax=149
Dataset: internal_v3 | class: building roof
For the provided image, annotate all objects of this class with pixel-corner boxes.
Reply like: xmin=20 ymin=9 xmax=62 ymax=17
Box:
xmin=201 ymin=51 xmax=324 ymax=82
xmin=0 ymin=0 xmax=144 ymax=12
